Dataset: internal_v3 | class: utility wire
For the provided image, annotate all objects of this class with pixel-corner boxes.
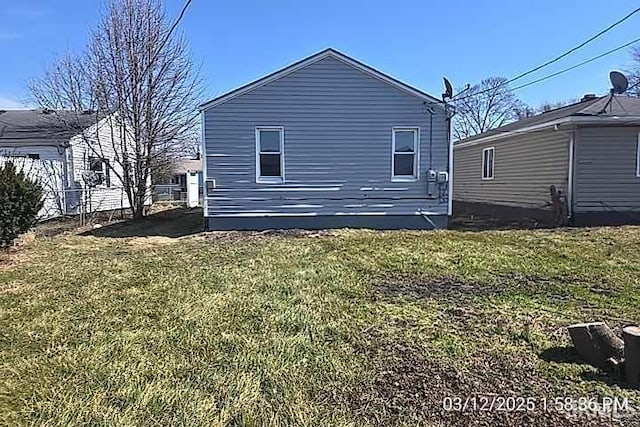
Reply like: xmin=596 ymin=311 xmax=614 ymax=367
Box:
xmin=140 ymin=0 xmax=193 ymax=80
xmin=627 ymin=77 xmax=640 ymax=92
xmin=507 ymin=7 xmax=640 ymax=85
xmin=454 ymin=37 xmax=640 ymax=102
xmin=451 ymin=6 xmax=640 ymax=101
xmin=162 ymin=0 xmax=193 ymax=55
xmin=509 ymin=37 xmax=640 ymax=92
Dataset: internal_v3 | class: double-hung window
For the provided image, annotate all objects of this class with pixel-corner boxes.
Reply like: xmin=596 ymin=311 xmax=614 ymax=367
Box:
xmin=88 ymin=156 xmax=111 ymax=187
xmin=482 ymin=147 xmax=495 ymax=180
xmin=256 ymin=127 xmax=284 ymax=183
xmin=392 ymin=128 xmax=419 ymax=181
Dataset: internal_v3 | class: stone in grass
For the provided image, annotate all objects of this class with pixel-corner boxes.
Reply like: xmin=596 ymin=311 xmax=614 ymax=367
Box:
xmin=567 ymin=322 xmax=624 ymax=370
xmin=623 ymin=325 xmax=640 ymax=389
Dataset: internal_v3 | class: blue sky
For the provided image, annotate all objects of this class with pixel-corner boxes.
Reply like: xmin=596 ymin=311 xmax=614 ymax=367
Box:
xmin=1 ymin=0 xmax=640 ymax=109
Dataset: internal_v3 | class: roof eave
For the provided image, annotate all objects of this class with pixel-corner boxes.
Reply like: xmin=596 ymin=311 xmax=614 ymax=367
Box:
xmin=453 ymin=115 xmax=640 ymax=149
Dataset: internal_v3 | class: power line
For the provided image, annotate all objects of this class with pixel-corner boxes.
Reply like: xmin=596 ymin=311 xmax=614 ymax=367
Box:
xmin=509 ymin=37 xmax=640 ymax=92
xmin=163 ymin=0 xmax=193 ymax=54
xmin=628 ymin=76 xmax=640 ymax=92
xmin=140 ymin=0 xmax=193 ymax=81
xmin=507 ymin=7 xmax=640 ymax=85
xmin=454 ymin=37 xmax=640 ymax=102
xmin=451 ymin=6 xmax=640 ymax=101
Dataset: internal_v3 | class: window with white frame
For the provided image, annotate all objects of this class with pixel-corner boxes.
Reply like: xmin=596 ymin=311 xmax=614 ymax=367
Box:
xmin=482 ymin=147 xmax=495 ymax=180
xmin=256 ymin=127 xmax=284 ymax=183
xmin=88 ymin=156 xmax=111 ymax=187
xmin=392 ymin=128 xmax=418 ymax=180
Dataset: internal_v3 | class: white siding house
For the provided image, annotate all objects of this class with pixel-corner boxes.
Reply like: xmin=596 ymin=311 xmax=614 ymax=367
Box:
xmin=0 ymin=109 xmax=144 ymax=219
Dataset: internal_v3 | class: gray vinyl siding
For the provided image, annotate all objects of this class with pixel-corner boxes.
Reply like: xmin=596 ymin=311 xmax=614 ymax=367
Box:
xmin=203 ymin=56 xmax=449 ymax=219
xmin=573 ymin=126 xmax=640 ymax=212
xmin=453 ymin=130 xmax=570 ymax=208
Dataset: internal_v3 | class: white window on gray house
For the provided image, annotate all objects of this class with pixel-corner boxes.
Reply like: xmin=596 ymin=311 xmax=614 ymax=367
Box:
xmin=482 ymin=147 xmax=495 ymax=180
xmin=256 ymin=127 xmax=284 ymax=183
xmin=88 ymin=156 xmax=111 ymax=187
xmin=392 ymin=128 xmax=419 ymax=181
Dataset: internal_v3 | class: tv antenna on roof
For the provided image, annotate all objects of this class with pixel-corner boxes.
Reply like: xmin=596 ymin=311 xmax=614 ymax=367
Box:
xmin=609 ymin=71 xmax=629 ymax=94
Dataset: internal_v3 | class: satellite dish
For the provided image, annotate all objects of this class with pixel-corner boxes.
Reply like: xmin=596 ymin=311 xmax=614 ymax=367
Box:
xmin=82 ymin=171 xmax=102 ymax=187
xmin=443 ymin=77 xmax=454 ymax=100
xmin=609 ymin=71 xmax=628 ymax=94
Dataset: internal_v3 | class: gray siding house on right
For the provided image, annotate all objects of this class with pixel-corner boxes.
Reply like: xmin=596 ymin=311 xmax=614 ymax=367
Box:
xmin=453 ymin=95 xmax=640 ymax=225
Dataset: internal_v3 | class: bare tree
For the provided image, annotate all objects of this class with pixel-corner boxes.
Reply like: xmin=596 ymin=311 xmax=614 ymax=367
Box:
xmin=625 ymin=46 xmax=640 ymax=96
xmin=29 ymin=0 xmax=202 ymax=219
xmin=537 ymin=98 xmax=580 ymax=113
xmin=452 ymin=77 xmax=527 ymax=140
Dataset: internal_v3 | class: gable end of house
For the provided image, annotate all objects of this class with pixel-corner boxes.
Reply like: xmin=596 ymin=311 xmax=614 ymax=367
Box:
xmin=199 ymin=48 xmax=445 ymax=111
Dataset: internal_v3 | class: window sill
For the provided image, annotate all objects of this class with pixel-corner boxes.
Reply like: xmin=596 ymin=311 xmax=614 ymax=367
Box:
xmin=391 ymin=177 xmax=418 ymax=183
xmin=257 ymin=177 xmax=284 ymax=184
xmin=481 ymin=177 xmax=494 ymax=181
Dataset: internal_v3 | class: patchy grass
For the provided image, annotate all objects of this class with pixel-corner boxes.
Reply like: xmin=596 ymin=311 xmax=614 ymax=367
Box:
xmin=1 ymin=221 xmax=640 ymax=426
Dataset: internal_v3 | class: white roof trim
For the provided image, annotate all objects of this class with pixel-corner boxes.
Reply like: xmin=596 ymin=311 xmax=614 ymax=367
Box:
xmin=453 ymin=115 xmax=640 ymax=149
xmin=199 ymin=48 xmax=444 ymax=111
xmin=453 ymin=118 xmax=570 ymax=149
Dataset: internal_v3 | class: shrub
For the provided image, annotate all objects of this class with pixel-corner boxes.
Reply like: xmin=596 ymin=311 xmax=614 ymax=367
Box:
xmin=0 ymin=162 xmax=44 ymax=248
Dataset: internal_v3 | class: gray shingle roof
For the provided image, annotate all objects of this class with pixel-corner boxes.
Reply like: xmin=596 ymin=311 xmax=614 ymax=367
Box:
xmin=173 ymin=159 xmax=202 ymax=174
xmin=455 ymin=95 xmax=640 ymax=144
xmin=0 ymin=110 xmax=99 ymax=145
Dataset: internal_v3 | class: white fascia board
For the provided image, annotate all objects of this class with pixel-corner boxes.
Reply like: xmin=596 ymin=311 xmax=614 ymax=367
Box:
xmin=453 ymin=118 xmax=570 ymax=149
xmin=568 ymin=116 xmax=640 ymax=125
xmin=453 ymin=115 xmax=640 ymax=150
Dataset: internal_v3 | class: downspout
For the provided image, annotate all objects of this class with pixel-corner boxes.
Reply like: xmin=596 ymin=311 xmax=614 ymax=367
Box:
xmin=59 ymin=143 xmax=70 ymax=216
xmin=200 ymin=110 xmax=209 ymax=229
xmin=447 ymin=111 xmax=453 ymax=216
xmin=567 ymin=131 xmax=575 ymax=219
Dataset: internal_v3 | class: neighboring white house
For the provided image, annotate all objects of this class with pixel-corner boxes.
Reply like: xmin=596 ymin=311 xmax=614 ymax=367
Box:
xmin=0 ymin=109 xmax=146 ymax=219
xmin=154 ymin=158 xmax=203 ymax=208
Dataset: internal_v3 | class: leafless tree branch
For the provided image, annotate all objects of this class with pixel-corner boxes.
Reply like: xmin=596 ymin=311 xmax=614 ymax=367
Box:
xmin=452 ymin=77 xmax=527 ymax=140
xmin=29 ymin=0 xmax=202 ymax=218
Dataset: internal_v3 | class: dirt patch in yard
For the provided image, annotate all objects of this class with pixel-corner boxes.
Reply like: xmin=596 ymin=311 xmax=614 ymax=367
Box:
xmin=0 ymin=233 xmax=35 ymax=271
xmin=373 ymin=274 xmax=505 ymax=302
xmin=372 ymin=273 xmax=611 ymax=309
xmin=362 ymin=274 xmax=638 ymax=425
xmin=348 ymin=343 xmax=627 ymax=426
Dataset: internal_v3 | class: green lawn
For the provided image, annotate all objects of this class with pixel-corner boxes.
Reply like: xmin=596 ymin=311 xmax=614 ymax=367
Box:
xmin=1 ymin=215 xmax=640 ymax=426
